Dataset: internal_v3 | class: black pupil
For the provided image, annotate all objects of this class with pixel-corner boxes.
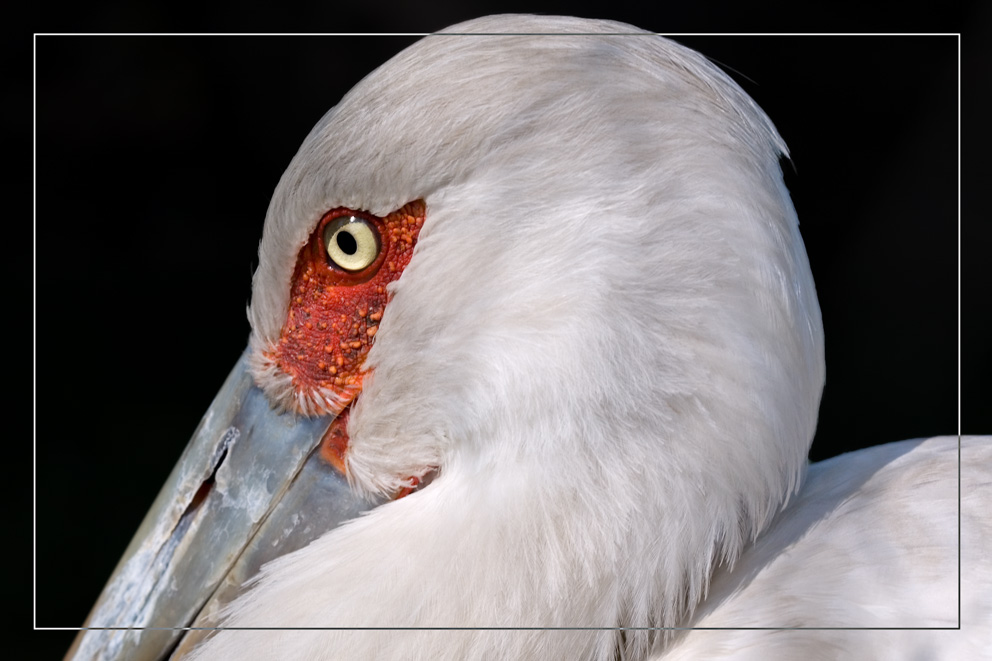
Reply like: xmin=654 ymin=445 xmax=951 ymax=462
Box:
xmin=336 ymin=230 xmax=358 ymax=255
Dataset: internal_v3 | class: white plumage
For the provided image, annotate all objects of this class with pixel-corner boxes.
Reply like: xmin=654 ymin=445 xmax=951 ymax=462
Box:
xmin=86 ymin=15 xmax=992 ymax=660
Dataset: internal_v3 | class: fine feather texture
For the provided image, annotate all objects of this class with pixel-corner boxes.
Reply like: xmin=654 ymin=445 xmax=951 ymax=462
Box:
xmin=232 ymin=14 xmax=821 ymax=658
xmin=189 ymin=437 xmax=990 ymax=660
xmin=186 ymin=14 xmax=985 ymax=661
xmin=665 ymin=436 xmax=991 ymax=660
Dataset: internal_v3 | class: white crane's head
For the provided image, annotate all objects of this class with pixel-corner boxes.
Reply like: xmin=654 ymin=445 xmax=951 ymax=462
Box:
xmin=71 ymin=15 xmax=824 ymax=661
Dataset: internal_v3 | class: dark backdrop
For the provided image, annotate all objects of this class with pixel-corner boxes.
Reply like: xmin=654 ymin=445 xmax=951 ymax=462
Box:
xmin=33 ymin=13 xmax=987 ymax=659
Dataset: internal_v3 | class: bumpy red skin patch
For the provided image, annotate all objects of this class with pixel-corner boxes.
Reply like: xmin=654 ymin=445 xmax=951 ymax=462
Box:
xmin=269 ymin=200 xmax=425 ymax=412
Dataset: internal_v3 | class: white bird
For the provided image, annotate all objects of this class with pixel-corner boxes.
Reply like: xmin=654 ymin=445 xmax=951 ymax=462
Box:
xmin=68 ymin=15 xmax=990 ymax=661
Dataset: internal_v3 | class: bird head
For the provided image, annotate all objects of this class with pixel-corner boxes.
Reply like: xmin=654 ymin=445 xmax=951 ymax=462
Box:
xmin=249 ymin=15 xmax=823 ymax=506
xmin=69 ymin=15 xmax=824 ymax=661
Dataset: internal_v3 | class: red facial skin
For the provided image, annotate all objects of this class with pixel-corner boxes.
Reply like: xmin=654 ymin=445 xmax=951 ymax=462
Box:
xmin=265 ymin=200 xmax=426 ymax=481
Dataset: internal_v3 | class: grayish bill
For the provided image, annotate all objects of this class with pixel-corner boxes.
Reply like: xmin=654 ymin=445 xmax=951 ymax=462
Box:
xmin=66 ymin=348 xmax=384 ymax=661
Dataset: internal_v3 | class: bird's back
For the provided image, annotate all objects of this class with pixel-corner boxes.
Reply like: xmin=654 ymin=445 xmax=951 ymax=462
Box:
xmin=661 ymin=435 xmax=991 ymax=659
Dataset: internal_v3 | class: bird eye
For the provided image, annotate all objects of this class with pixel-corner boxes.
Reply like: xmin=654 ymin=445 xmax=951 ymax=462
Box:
xmin=323 ymin=216 xmax=380 ymax=272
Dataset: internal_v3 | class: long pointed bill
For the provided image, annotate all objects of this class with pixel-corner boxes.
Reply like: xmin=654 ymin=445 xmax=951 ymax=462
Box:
xmin=65 ymin=348 xmax=386 ymax=661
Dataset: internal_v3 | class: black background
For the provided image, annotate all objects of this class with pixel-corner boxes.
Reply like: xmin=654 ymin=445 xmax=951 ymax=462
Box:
xmin=32 ymin=5 xmax=989 ymax=659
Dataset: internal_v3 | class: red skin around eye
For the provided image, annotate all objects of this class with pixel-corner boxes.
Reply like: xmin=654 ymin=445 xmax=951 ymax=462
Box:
xmin=267 ymin=199 xmax=426 ymax=411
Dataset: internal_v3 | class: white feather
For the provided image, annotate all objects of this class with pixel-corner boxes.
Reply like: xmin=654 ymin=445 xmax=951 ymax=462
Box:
xmin=190 ymin=15 xmax=988 ymax=660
